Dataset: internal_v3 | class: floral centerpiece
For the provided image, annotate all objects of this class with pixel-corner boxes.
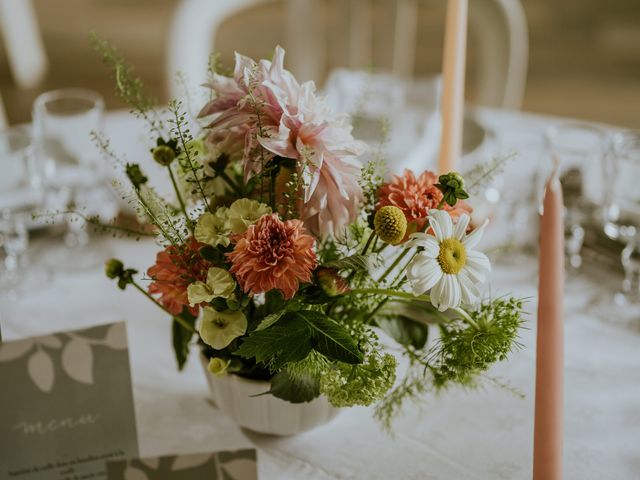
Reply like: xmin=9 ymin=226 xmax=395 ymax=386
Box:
xmin=97 ymin=41 xmax=524 ymax=432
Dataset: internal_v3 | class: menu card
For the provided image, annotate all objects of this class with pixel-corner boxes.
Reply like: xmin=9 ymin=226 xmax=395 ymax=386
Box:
xmin=0 ymin=322 xmax=139 ymax=479
xmin=106 ymin=450 xmax=258 ymax=480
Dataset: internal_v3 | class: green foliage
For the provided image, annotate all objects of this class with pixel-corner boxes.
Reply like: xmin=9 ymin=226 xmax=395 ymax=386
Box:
xmin=254 ymin=303 xmax=297 ymax=331
xmin=426 ymin=297 xmax=525 ymax=389
xmin=376 ymin=315 xmax=429 ymax=349
xmin=172 ymin=312 xmax=197 ymax=370
xmin=235 ymin=313 xmax=312 ymax=369
xmin=324 ymin=254 xmax=371 ymax=272
xmin=320 ymin=350 xmax=397 ymax=408
xmin=235 ymin=310 xmax=363 ymax=370
xmin=266 ymin=370 xmax=320 ymax=403
xmin=90 ymin=32 xmax=164 ymax=137
xmin=373 ymin=358 xmax=431 ymax=433
xmin=305 ymin=311 xmax=363 ymax=364
xmin=358 ymin=117 xmax=388 ymax=217
xmin=463 ymin=153 xmax=517 ymax=195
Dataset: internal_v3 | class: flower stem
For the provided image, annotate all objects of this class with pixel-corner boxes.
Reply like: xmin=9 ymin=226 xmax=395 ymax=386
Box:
xmin=131 ymin=280 xmax=196 ymax=333
xmin=167 ymin=166 xmax=192 ymax=232
xmin=378 ymin=248 xmax=410 ymax=283
xmin=453 ymin=307 xmax=480 ymax=330
xmin=348 ymin=287 xmax=426 ymax=301
xmin=219 ymin=170 xmax=242 ymax=196
xmin=361 ymin=231 xmax=376 ymax=255
xmin=270 ymin=169 xmax=277 ymax=211
xmin=347 ymin=287 xmax=480 ymax=329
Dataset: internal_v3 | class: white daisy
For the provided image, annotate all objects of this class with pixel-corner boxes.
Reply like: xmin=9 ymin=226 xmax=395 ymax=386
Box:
xmin=405 ymin=209 xmax=490 ymax=311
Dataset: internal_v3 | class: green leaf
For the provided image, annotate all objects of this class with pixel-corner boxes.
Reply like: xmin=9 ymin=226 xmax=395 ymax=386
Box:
xmin=267 ymin=370 xmax=320 ymax=403
xmin=295 ymin=311 xmax=364 ymax=364
xmin=234 ymin=314 xmax=312 ymax=369
xmin=172 ymin=312 xmax=196 ymax=370
xmin=255 ymin=308 xmax=288 ymax=331
xmin=324 ymin=254 xmax=370 ymax=272
xmin=376 ymin=316 xmax=429 ymax=349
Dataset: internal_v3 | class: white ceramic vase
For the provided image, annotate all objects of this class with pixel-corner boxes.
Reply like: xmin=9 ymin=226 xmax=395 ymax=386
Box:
xmin=200 ymin=354 xmax=340 ymax=436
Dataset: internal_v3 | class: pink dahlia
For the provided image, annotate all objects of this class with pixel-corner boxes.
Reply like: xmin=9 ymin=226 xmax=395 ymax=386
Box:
xmin=378 ymin=169 xmax=472 ymax=236
xmin=199 ymin=46 xmax=366 ymax=238
xmin=148 ymin=237 xmax=210 ymax=316
xmin=258 ymin=80 xmax=366 ymax=238
xmin=227 ymin=214 xmax=317 ymax=299
xmin=198 ymin=46 xmax=296 ymax=181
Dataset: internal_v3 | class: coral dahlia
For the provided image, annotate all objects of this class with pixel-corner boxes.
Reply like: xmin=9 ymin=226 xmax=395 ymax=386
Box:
xmin=147 ymin=237 xmax=210 ymax=316
xmin=378 ymin=169 xmax=473 ymax=237
xmin=227 ymin=214 xmax=317 ymax=299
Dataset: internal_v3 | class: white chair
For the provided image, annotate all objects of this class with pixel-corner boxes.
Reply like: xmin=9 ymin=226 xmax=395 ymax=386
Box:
xmin=167 ymin=0 xmax=528 ymax=109
xmin=0 ymin=0 xmax=48 ymax=129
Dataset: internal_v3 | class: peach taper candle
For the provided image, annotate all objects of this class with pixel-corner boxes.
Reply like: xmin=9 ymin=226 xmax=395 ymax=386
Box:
xmin=533 ymin=169 xmax=565 ymax=480
xmin=437 ymin=0 xmax=468 ymax=174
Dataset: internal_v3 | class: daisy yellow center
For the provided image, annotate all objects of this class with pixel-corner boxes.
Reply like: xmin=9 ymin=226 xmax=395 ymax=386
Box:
xmin=437 ymin=238 xmax=467 ymax=274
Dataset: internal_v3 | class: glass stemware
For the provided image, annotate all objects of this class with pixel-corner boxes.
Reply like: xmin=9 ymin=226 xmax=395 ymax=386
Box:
xmin=0 ymin=128 xmax=46 ymax=295
xmin=32 ymin=88 xmax=112 ymax=270
xmin=603 ymin=130 xmax=640 ymax=306
xmin=545 ymin=122 xmax=611 ymax=271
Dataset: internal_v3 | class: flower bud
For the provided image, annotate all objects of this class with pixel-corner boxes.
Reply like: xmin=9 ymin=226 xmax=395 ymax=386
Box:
xmin=208 ymin=357 xmax=230 ymax=376
xmin=152 ymin=145 xmax=176 ymax=166
xmin=125 ymin=163 xmax=148 ymax=189
xmin=374 ymin=206 xmax=407 ymax=245
xmin=105 ymin=259 xmax=124 ymax=279
xmin=436 ymin=172 xmax=469 ymax=207
xmin=316 ymin=267 xmax=350 ymax=297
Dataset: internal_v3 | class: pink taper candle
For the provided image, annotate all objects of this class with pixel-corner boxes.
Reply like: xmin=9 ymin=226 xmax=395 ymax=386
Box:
xmin=533 ymin=172 xmax=564 ymax=480
xmin=438 ymin=0 xmax=468 ymax=174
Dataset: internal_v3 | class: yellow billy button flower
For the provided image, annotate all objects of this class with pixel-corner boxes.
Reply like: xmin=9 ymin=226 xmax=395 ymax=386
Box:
xmin=199 ymin=307 xmax=247 ymax=350
xmin=187 ymin=267 xmax=236 ymax=306
xmin=374 ymin=206 xmax=408 ymax=245
xmin=194 ymin=207 xmax=231 ymax=247
xmin=227 ymin=199 xmax=272 ymax=234
xmin=208 ymin=357 xmax=230 ymax=376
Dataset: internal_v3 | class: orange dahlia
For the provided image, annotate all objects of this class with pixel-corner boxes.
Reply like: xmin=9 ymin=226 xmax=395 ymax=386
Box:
xmin=227 ymin=214 xmax=317 ymax=299
xmin=378 ymin=169 xmax=472 ymax=236
xmin=148 ymin=237 xmax=210 ymax=316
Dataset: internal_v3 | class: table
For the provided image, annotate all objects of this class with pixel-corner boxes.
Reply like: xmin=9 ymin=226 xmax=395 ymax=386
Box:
xmin=2 ymin=108 xmax=639 ymax=479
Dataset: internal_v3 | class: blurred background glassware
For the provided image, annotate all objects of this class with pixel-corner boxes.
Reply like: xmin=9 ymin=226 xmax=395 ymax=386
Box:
xmin=603 ymin=130 xmax=640 ymax=306
xmin=32 ymin=88 xmax=115 ymax=270
xmin=545 ymin=122 xmax=611 ymax=271
xmin=0 ymin=128 xmax=46 ymax=295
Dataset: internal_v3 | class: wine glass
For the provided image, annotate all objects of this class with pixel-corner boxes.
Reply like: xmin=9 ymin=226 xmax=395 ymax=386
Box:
xmin=603 ymin=130 xmax=640 ymax=307
xmin=0 ymin=128 xmax=46 ymax=295
xmin=32 ymin=88 xmax=111 ymax=270
xmin=545 ymin=122 xmax=611 ymax=271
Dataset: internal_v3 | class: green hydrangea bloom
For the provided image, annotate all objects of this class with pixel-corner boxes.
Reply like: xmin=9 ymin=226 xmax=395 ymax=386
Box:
xmin=194 ymin=208 xmax=231 ymax=247
xmin=227 ymin=199 xmax=271 ymax=234
xmin=320 ymin=352 xmax=397 ymax=407
xmin=199 ymin=307 xmax=247 ymax=350
xmin=187 ymin=267 xmax=236 ymax=306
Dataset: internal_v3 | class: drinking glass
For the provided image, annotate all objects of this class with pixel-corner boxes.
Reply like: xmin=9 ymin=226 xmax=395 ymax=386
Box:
xmin=0 ymin=128 xmax=45 ymax=294
xmin=545 ymin=122 xmax=611 ymax=271
xmin=603 ymin=130 xmax=640 ymax=306
xmin=32 ymin=88 xmax=108 ymax=270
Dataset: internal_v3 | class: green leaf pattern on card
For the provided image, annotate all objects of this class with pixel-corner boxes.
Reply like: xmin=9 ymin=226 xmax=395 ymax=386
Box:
xmin=0 ymin=323 xmax=127 ymax=393
xmin=107 ymin=449 xmax=258 ymax=480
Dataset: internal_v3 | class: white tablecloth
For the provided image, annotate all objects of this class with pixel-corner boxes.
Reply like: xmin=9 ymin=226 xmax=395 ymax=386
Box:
xmin=2 ymin=108 xmax=639 ymax=479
